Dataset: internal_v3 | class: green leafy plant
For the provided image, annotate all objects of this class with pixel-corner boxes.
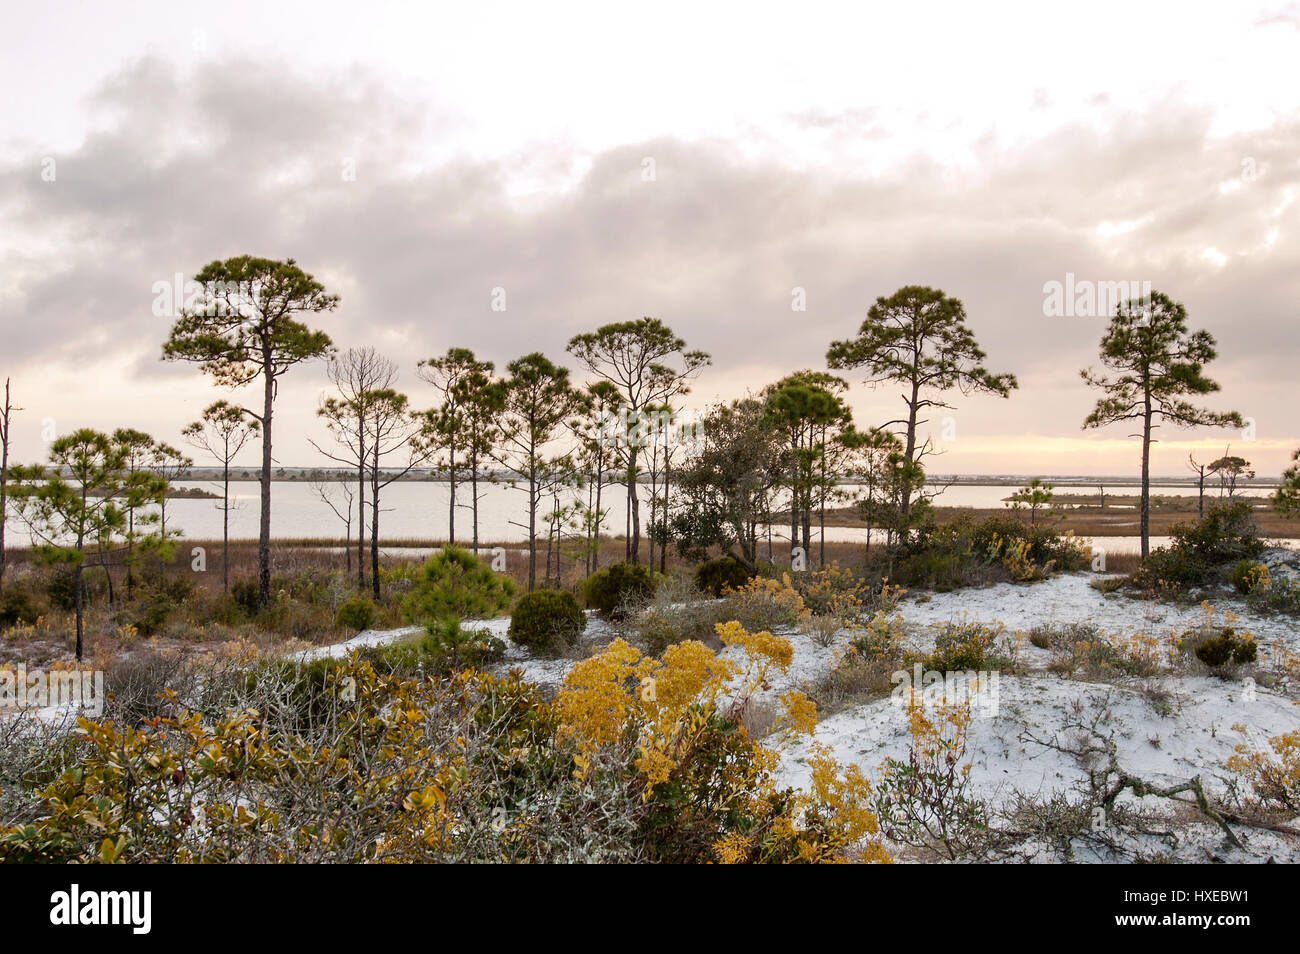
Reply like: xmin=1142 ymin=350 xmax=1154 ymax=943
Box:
xmin=401 ymin=546 xmax=516 ymax=626
xmin=581 ymin=562 xmax=655 ymax=618
xmin=335 ymin=597 xmax=378 ymax=632
xmin=1228 ymin=559 xmax=1266 ymax=595
xmin=694 ymin=558 xmax=751 ymax=598
xmin=1192 ymin=629 xmax=1257 ymax=669
xmin=509 ymin=589 xmax=585 ymax=653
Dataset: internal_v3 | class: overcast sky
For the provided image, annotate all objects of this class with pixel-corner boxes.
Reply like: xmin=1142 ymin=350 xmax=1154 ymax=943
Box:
xmin=2 ymin=0 xmax=1298 ymax=476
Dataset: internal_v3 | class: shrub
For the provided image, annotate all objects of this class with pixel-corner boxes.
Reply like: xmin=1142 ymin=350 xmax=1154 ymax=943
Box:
xmin=1137 ymin=501 xmax=1265 ymax=594
xmin=718 ymin=575 xmax=807 ymax=632
xmin=205 ymin=591 xmax=248 ymax=626
xmin=1246 ymin=572 xmax=1300 ymax=616
xmin=792 ymin=562 xmax=875 ymax=620
xmin=1229 ymin=560 xmax=1267 ymax=595
xmin=893 ymin=514 xmax=1085 ymax=590
xmin=582 ymin=562 xmax=655 ymax=618
xmin=694 ymin=558 xmax=751 ymax=598
xmin=103 ymin=649 xmax=191 ymax=725
xmin=401 ymin=546 xmax=516 ymax=625
xmin=128 ymin=592 xmax=176 ymax=637
xmin=252 ymin=599 xmax=334 ymax=642
xmin=555 ymin=628 xmax=891 ymax=863
xmin=800 ymin=614 xmax=843 ymax=648
xmin=509 ymin=589 xmax=585 ymax=653
xmin=810 ymin=611 xmax=905 ymax=714
xmin=1193 ymin=629 xmax=1257 ymax=669
xmin=374 ymin=619 xmax=505 ymax=674
xmin=960 ymin=514 xmax=1086 ymax=573
xmin=1089 ymin=576 xmax=1125 ymax=594
xmin=907 ymin=620 xmax=1003 ymax=673
xmin=45 ymin=570 xmax=107 ymax=610
xmin=1039 ymin=623 xmax=1164 ymax=679
xmin=0 ymin=637 xmax=889 ymax=864
xmin=335 ymin=597 xmax=378 ymax=632
xmin=872 ymin=698 xmax=991 ymax=860
xmin=1228 ymin=728 xmax=1300 ymax=813
xmin=239 ymin=656 xmax=353 ymax=731
xmin=231 ymin=578 xmax=262 ymax=615
xmin=635 ymin=576 xmax=721 ymax=655
xmin=1133 ymin=546 xmax=1209 ymax=592
xmin=894 ymin=549 xmax=974 ymax=591
xmin=1170 ymin=500 xmax=1263 ymax=566
xmin=0 ymin=588 xmax=41 ymax=628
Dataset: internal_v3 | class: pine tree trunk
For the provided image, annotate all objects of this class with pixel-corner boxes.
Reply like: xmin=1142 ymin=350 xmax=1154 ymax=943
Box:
xmin=470 ymin=460 xmax=479 ymax=555
xmin=1140 ymin=404 xmax=1152 ymax=559
xmin=259 ymin=368 xmax=274 ymax=607
xmin=357 ymin=438 xmax=365 ymax=591
xmin=449 ymin=445 xmax=457 ymax=546
xmin=74 ymin=563 xmax=84 ymax=662
xmin=222 ymin=461 xmax=230 ymax=592
xmin=628 ymin=447 xmax=641 ymax=564
xmin=371 ymin=457 xmax=381 ymax=602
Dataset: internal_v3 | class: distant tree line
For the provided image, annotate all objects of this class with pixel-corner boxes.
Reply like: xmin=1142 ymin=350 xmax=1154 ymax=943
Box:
xmin=3 ymin=256 xmax=1289 ymax=657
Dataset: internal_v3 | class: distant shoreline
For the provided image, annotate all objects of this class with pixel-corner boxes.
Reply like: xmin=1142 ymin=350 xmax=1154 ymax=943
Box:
xmin=168 ymin=472 xmax=1285 ymax=488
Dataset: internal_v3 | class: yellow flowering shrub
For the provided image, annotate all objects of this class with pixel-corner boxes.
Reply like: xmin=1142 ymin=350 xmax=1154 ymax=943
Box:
xmin=872 ymin=694 xmax=989 ymax=860
xmin=719 ymin=574 xmax=808 ymax=632
xmin=1227 ymin=726 xmax=1300 ymax=813
xmin=986 ymin=532 xmax=1055 ymax=582
xmin=2 ymin=636 xmax=888 ymax=864
xmin=555 ymin=622 xmax=890 ymax=863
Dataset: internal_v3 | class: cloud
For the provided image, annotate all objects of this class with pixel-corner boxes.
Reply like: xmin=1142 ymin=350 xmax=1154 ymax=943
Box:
xmin=1 ymin=56 xmax=1297 ymax=473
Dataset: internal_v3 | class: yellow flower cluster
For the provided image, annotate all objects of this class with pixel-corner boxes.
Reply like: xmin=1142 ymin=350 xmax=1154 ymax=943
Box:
xmin=554 ymin=621 xmax=890 ymax=863
xmin=1227 ymin=725 xmax=1300 ymax=812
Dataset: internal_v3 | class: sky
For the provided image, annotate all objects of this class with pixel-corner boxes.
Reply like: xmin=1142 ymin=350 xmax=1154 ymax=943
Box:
xmin=1 ymin=0 xmax=1298 ymax=477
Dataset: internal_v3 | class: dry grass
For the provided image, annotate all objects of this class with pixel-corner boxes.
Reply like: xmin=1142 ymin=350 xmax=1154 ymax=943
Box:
xmin=821 ymin=501 xmax=1299 ymax=540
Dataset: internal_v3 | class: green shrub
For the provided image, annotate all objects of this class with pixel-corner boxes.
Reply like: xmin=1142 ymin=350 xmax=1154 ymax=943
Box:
xmin=372 ymin=619 xmax=505 ymax=674
xmin=335 ymin=597 xmax=378 ymax=632
xmin=908 ymin=620 xmax=996 ymax=673
xmin=1193 ymin=629 xmax=1257 ymax=669
xmin=694 ymin=558 xmax=751 ymax=598
xmin=582 ymin=562 xmax=655 ymax=618
xmin=46 ymin=570 xmax=107 ymax=611
xmin=0 ymin=588 xmax=41 ymax=627
xmin=1134 ymin=503 xmax=1264 ymax=594
xmin=1170 ymin=500 xmax=1263 ymax=566
xmin=205 ymin=591 xmax=248 ymax=626
xmin=401 ymin=546 xmax=516 ymax=625
xmin=129 ymin=592 xmax=175 ymax=637
xmin=231 ymin=578 xmax=262 ymax=615
xmin=1246 ymin=573 xmax=1300 ymax=616
xmin=894 ymin=550 xmax=972 ymax=591
xmin=240 ymin=656 xmax=351 ymax=731
xmin=1133 ymin=546 xmax=1210 ymax=592
xmin=959 ymin=514 xmax=1086 ymax=572
xmin=1229 ymin=560 xmax=1265 ymax=595
xmin=892 ymin=514 xmax=1086 ymax=590
xmin=509 ymin=589 xmax=585 ymax=652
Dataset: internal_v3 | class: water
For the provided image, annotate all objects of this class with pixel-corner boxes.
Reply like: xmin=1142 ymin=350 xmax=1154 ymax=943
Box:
xmin=4 ymin=480 xmax=1291 ymax=555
